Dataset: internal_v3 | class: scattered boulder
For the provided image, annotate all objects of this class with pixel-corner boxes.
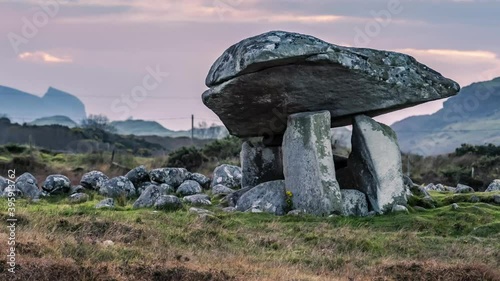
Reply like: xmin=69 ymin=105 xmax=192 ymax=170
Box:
xmin=80 ymin=171 xmax=109 ymax=190
xmin=340 ymin=189 xmax=369 ymax=217
xmin=451 ymin=203 xmax=459 ymax=210
xmin=125 ymin=165 xmax=150 ymax=187
xmin=240 ymin=140 xmax=284 ymax=188
xmin=236 ymin=180 xmax=287 ymax=215
xmin=189 ymin=207 xmax=214 ymax=216
xmin=42 ymin=174 xmax=71 ymax=194
xmin=70 ymin=185 xmax=85 ymax=195
xmin=211 ymin=164 xmax=242 ymax=189
xmin=188 ymin=173 xmax=211 ymax=189
xmin=212 ymin=184 xmax=235 ymax=196
xmin=135 ymin=181 xmax=156 ymax=195
xmin=96 ymin=198 xmax=115 ymax=209
xmin=485 ymin=180 xmax=500 ymax=192
xmin=133 ymin=184 xmax=165 ymax=208
xmin=470 ymin=195 xmax=480 ymax=203
xmin=349 ymin=115 xmax=407 ymax=214
xmin=423 ymin=183 xmax=448 ymax=192
xmin=98 ymin=176 xmax=136 ymax=198
xmin=287 ymin=209 xmax=305 ymax=216
xmin=443 ymin=185 xmax=456 ymax=192
xmin=150 ymin=168 xmax=189 ymax=187
xmin=220 ymin=186 xmax=252 ymax=207
xmin=410 ymin=185 xmax=431 ymax=198
xmin=202 ymin=30 xmax=459 ymax=137
xmin=493 ymin=195 xmax=500 ymax=204
xmin=413 ymin=206 xmax=427 ymax=212
xmin=1 ymin=184 xmax=21 ymax=198
xmin=455 ymin=184 xmax=474 ymax=194
xmin=222 ymin=206 xmax=237 ymax=213
xmin=0 ymin=176 xmax=8 ymax=193
xmin=183 ymin=194 xmax=212 ymax=206
xmin=392 ymin=205 xmax=409 ymax=213
xmin=68 ymin=193 xmax=89 ymax=204
xmin=159 ymin=183 xmax=175 ymax=194
xmin=154 ymin=195 xmax=183 ymax=211
xmin=15 ymin=172 xmax=41 ymax=199
xmin=177 ymin=180 xmax=202 ymax=196
xmin=283 ymin=111 xmax=342 ymax=216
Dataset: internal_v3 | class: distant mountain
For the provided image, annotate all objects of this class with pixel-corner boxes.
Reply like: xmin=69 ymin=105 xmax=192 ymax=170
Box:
xmin=111 ymin=119 xmax=229 ymax=139
xmin=0 ymin=86 xmax=87 ymax=124
xmin=392 ymin=77 xmax=500 ymax=155
xmin=29 ymin=115 xmax=78 ymax=128
xmin=111 ymin=120 xmax=174 ymax=136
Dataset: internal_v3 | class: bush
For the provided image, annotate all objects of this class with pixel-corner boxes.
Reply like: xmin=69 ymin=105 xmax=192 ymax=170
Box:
xmin=456 ymin=143 xmax=500 ymax=157
xmin=167 ymin=146 xmax=207 ymax=171
xmin=4 ymin=144 xmax=27 ymax=154
xmin=202 ymin=136 xmax=242 ymax=162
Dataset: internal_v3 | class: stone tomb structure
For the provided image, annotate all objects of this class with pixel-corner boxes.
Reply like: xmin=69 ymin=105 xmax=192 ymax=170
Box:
xmin=203 ymin=31 xmax=460 ymax=215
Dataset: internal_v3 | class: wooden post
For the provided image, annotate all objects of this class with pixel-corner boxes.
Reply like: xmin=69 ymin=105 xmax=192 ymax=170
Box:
xmin=191 ymin=114 xmax=194 ymax=140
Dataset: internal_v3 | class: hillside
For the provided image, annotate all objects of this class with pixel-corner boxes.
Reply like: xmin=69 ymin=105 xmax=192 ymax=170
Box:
xmin=0 ymin=118 xmax=209 ymax=155
xmin=0 ymin=86 xmax=87 ymax=124
xmin=111 ymin=119 xmax=174 ymax=136
xmin=29 ymin=115 xmax=78 ymax=128
xmin=112 ymin=119 xmax=229 ymax=139
xmin=393 ymin=77 xmax=500 ymax=155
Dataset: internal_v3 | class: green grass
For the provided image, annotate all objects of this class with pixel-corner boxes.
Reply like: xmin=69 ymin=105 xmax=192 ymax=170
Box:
xmin=1 ymin=191 xmax=499 ymax=280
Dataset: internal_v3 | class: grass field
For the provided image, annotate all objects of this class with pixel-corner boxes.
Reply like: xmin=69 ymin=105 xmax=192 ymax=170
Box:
xmin=1 ymin=192 xmax=499 ymax=281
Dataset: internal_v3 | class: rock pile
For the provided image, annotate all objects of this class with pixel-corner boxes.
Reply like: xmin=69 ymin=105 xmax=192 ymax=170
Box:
xmin=202 ymin=30 xmax=461 ymax=215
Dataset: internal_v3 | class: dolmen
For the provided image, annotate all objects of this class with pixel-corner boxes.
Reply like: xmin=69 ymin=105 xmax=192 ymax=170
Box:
xmin=203 ymin=30 xmax=460 ymax=216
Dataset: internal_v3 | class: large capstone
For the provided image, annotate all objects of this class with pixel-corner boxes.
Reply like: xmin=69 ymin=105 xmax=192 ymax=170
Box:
xmin=240 ymin=140 xmax=284 ymax=188
xmin=236 ymin=180 xmax=287 ymax=215
xmin=203 ymin=31 xmax=460 ymax=137
xmin=349 ymin=115 xmax=407 ymax=213
xmin=283 ymin=111 xmax=342 ymax=216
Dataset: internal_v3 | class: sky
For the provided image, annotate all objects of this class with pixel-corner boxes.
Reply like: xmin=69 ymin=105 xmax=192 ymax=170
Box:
xmin=1 ymin=0 xmax=500 ymax=130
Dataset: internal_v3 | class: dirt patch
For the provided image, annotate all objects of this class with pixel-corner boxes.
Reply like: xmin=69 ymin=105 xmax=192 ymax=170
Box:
xmin=53 ymin=219 xmax=145 ymax=243
xmin=0 ymin=259 xmax=234 ymax=281
xmin=372 ymin=261 xmax=500 ymax=281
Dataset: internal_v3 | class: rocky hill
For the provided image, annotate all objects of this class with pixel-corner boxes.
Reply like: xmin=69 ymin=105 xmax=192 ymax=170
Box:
xmin=0 ymin=86 xmax=87 ymax=124
xmin=393 ymin=77 xmax=500 ymax=155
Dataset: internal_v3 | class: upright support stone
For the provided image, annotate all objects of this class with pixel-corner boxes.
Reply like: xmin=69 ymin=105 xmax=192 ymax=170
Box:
xmin=241 ymin=141 xmax=284 ymax=188
xmin=349 ymin=115 xmax=407 ymax=214
xmin=283 ymin=110 xmax=342 ymax=215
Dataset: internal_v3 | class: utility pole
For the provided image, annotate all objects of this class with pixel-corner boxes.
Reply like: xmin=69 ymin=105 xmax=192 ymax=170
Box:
xmin=191 ymin=114 xmax=194 ymax=141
